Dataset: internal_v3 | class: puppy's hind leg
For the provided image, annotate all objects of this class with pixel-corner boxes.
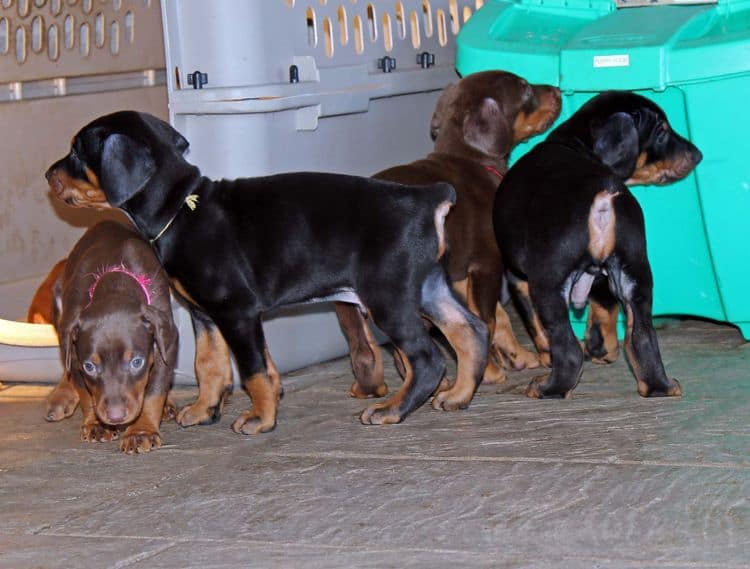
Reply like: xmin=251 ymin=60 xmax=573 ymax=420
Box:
xmin=334 ymin=302 xmax=387 ymax=398
xmin=608 ymin=258 xmax=681 ymax=397
xmin=360 ymin=295 xmax=446 ymax=425
xmin=508 ymin=274 xmax=551 ymax=368
xmin=422 ymin=267 xmax=489 ymax=411
xmin=584 ymin=276 xmax=621 ymax=364
xmin=525 ymin=282 xmax=584 ymax=399
xmin=177 ymin=308 xmax=234 ymax=427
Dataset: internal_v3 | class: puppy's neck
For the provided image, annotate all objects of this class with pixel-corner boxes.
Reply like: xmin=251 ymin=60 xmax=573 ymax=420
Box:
xmin=434 ymin=133 xmax=507 ymax=175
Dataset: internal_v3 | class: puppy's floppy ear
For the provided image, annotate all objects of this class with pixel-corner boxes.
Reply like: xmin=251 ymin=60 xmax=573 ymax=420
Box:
xmin=463 ymin=97 xmax=512 ymax=156
xmin=100 ymin=133 xmax=157 ymax=207
xmin=141 ymin=113 xmax=190 ymax=155
xmin=592 ymin=112 xmax=640 ymax=179
xmin=142 ymin=305 xmax=176 ymax=364
xmin=430 ymin=82 xmax=459 ymax=141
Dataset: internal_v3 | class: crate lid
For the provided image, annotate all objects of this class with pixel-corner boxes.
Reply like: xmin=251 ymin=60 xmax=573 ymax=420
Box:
xmin=456 ymin=0 xmax=750 ymax=91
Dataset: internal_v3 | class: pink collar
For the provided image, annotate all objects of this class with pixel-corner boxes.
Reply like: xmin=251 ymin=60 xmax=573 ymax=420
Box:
xmin=484 ymin=164 xmax=505 ymax=180
xmin=87 ymin=264 xmax=153 ymax=306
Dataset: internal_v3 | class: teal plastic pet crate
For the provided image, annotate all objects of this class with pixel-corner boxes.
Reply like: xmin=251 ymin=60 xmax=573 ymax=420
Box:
xmin=456 ymin=0 xmax=750 ymax=340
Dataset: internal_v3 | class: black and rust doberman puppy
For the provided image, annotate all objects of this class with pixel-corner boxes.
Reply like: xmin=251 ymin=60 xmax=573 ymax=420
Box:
xmin=52 ymin=221 xmax=178 ymax=453
xmin=494 ymin=91 xmax=702 ymax=399
xmin=46 ymin=111 xmax=488 ymax=432
xmin=335 ymin=71 xmax=561 ymax=404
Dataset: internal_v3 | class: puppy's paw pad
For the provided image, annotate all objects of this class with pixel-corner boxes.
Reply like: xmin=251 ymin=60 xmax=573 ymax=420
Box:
xmin=231 ymin=412 xmax=275 ymax=435
xmin=360 ymin=405 xmax=402 ymax=425
xmin=120 ymin=431 xmax=162 ymax=454
xmin=349 ymin=381 xmax=388 ymax=399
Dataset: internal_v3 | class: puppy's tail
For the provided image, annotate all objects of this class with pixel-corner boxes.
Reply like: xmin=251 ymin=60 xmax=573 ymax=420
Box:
xmin=431 ymin=182 xmax=456 ymax=260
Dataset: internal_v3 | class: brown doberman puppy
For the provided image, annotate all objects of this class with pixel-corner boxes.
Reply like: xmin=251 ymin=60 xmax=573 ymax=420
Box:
xmin=335 ymin=70 xmax=561 ymax=405
xmin=51 ymin=221 xmax=178 ymax=453
xmin=34 ymin=257 xmax=179 ymax=426
xmin=495 ymin=91 xmax=702 ymax=399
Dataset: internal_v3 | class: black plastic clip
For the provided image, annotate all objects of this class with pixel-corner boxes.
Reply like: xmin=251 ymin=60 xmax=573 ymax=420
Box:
xmin=289 ymin=64 xmax=300 ymax=84
xmin=417 ymin=51 xmax=435 ymax=69
xmin=377 ymin=56 xmax=397 ymax=73
xmin=187 ymin=70 xmax=208 ymax=89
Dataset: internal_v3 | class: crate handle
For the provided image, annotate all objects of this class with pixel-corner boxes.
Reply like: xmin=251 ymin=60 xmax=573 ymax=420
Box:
xmin=187 ymin=70 xmax=208 ymax=89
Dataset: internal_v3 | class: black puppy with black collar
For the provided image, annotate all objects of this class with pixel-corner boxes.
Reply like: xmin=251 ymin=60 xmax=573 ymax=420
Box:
xmin=46 ymin=111 xmax=489 ymax=433
xmin=494 ymin=91 xmax=702 ymax=399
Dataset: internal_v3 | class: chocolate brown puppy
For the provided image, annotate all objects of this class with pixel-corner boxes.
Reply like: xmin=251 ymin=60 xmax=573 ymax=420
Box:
xmin=53 ymin=221 xmax=178 ymax=453
xmin=336 ymin=71 xmax=561 ymax=405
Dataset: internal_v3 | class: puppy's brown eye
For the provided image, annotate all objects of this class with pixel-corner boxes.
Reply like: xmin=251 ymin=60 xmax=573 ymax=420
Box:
xmin=82 ymin=361 xmax=97 ymax=375
xmin=130 ymin=356 xmax=145 ymax=371
xmin=656 ymin=128 xmax=668 ymax=145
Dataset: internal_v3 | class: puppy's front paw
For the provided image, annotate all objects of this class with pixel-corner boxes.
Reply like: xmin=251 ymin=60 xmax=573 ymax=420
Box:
xmin=80 ymin=422 xmax=119 ymax=442
xmin=177 ymin=401 xmax=222 ymax=427
xmin=120 ymin=430 xmax=162 ymax=454
xmin=525 ymin=374 xmax=573 ymax=399
xmin=231 ymin=409 xmax=276 ymax=435
xmin=45 ymin=389 xmax=79 ymax=422
xmin=360 ymin=403 xmax=403 ymax=425
xmin=431 ymin=385 xmax=473 ymax=411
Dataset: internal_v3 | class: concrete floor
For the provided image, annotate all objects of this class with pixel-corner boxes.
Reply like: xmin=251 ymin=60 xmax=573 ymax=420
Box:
xmin=1 ymin=316 xmax=749 ymax=568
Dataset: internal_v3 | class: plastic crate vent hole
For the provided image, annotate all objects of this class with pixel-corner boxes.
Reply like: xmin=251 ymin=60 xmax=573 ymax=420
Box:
xmin=293 ymin=1 xmax=474 ymax=60
xmin=1 ymin=3 xmax=143 ymax=65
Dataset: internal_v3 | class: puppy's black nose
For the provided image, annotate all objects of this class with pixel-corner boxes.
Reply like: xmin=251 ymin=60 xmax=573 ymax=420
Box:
xmin=44 ymin=167 xmax=52 ymax=181
xmin=691 ymin=146 xmax=703 ymax=165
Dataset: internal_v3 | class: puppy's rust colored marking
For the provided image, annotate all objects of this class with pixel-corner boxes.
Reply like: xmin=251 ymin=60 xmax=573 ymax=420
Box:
xmin=430 ymin=297 xmax=486 ymax=411
xmin=361 ymin=348 xmax=413 ymax=424
xmin=588 ymin=191 xmax=618 ymax=262
xmin=627 ymin=155 xmax=696 ymax=186
xmin=231 ymin=370 xmax=280 ymax=434
xmin=335 ymin=303 xmax=387 ymax=398
xmin=492 ymin=303 xmax=541 ymax=371
xmin=434 ymin=200 xmax=452 ymax=260
xmin=47 ymin=169 xmax=111 ymax=210
xmin=623 ymin=305 xmax=649 ymax=396
xmin=513 ymin=108 xmax=557 ymax=143
xmin=585 ymin=300 xmax=620 ymax=364
xmin=514 ymin=280 xmax=551 ymax=366
xmin=120 ymin=391 xmax=167 ymax=454
xmin=177 ymin=324 xmax=233 ymax=427
xmin=171 ymin=279 xmax=201 ymax=307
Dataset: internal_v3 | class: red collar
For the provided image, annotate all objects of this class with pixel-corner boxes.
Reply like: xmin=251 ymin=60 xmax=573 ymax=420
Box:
xmin=484 ymin=164 xmax=505 ymax=179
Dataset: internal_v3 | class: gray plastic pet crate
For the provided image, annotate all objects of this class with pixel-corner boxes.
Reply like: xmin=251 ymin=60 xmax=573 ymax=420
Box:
xmin=160 ymin=0 xmax=484 ymax=376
